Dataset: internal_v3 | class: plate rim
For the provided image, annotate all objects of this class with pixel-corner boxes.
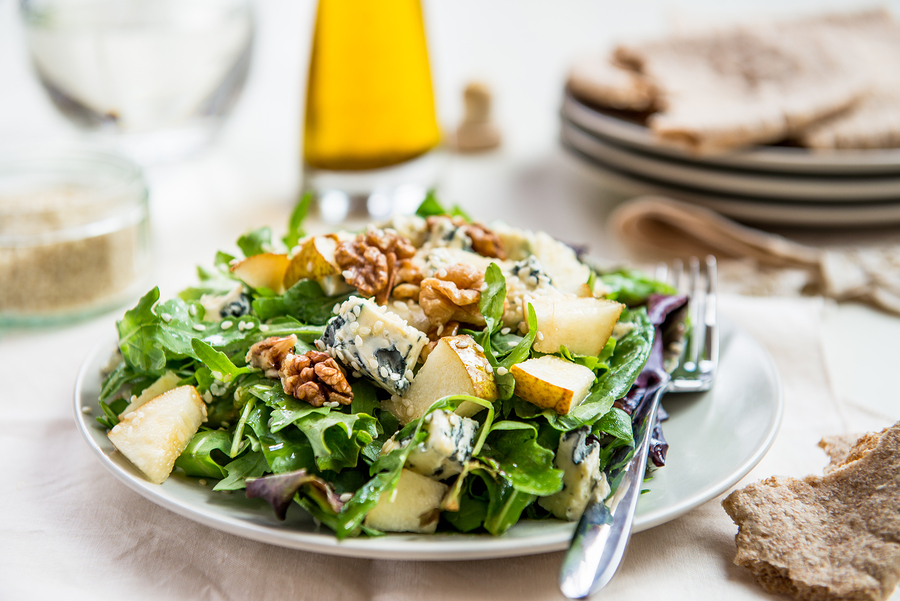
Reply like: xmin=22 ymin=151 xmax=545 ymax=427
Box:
xmin=562 ymin=91 xmax=900 ymax=174
xmin=74 ymin=317 xmax=783 ymax=561
xmin=562 ymin=119 xmax=900 ymax=202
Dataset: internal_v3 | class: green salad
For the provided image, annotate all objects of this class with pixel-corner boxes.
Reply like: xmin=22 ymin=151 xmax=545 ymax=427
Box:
xmin=98 ymin=194 xmax=679 ymax=538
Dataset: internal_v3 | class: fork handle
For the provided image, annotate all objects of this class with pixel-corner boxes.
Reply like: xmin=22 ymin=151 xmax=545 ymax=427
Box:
xmin=559 ymin=382 xmax=669 ymax=599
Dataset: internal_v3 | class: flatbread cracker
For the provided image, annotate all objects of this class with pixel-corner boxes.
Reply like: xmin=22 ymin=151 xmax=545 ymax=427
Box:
xmin=615 ymin=19 xmax=868 ymax=154
xmin=567 ymin=55 xmax=656 ymax=112
xmin=723 ymin=422 xmax=900 ymax=601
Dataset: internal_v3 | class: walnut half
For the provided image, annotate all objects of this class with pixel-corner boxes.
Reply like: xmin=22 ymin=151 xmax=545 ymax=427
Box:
xmin=279 ymin=351 xmax=354 ymax=407
xmin=246 ymin=335 xmax=298 ymax=378
xmin=335 ymin=226 xmax=417 ymax=305
xmin=420 ymin=263 xmax=492 ymax=327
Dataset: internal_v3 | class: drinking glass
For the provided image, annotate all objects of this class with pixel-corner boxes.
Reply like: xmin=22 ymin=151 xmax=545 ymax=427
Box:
xmin=303 ymin=0 xmax=441 ymax=222
xmin=21 ymin=0 xmax=254 ymax=162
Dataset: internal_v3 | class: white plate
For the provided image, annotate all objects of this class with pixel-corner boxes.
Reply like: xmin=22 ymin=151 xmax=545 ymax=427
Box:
xmin=563 ymin=141 xmax=900 ymax=227
xmin=74 ymin=318 xmax=782 ymax=561
xmin=562 ymin=120 xmax=900 ymax=202
xmin=562 ymin=91 xmax=900 ymax=175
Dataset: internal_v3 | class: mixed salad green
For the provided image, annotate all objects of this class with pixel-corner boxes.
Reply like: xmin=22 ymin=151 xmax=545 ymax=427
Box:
xmin=97 ymin=194 xmax=683 ymax=538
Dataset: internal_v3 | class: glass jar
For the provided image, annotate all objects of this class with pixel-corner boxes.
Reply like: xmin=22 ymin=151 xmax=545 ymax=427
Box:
xmin=0 ymin=145 xmax=151 ymax=325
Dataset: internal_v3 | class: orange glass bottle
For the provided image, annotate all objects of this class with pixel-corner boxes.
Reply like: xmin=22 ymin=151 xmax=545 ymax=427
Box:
xmin=303 ymin=0 xmax=440 ymax=172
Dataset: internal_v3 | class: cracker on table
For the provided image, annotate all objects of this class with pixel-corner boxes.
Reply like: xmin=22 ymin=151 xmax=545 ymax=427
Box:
xmin=723 ymin=422 xmax=900 ymax=601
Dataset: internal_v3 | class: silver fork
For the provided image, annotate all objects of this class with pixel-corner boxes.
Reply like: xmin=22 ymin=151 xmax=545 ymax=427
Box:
xmin=559 ymin=255 xmax=718 ymax=599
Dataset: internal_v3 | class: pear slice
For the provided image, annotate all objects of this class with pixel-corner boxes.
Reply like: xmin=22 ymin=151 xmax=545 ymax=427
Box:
xmin=107 ymin=386 xmax=208 ymax=484
xmin=383 ymin=335 xmax=497 ymax=425
xmin=119 ymin=371 xmax=182 ymax=418
xmin=283 ymin=234 xmax=353 ymax=295
xmin=528 ymin=295 xmax=624 ymax=356
xmin=510 ymin=355 xmax=596 ymax=415
xmin=364 ymin=469 xmax=448 ymax=534
xmin=230 ymin=253 xmax=290 ymax=294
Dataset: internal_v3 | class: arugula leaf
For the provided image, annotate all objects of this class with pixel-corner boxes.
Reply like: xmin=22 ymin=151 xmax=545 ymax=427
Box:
xmin=253 ymin=279 xmax=352 ymax=324
xmin=470 ymin=468 xmax=536 ymax=536
xmin=443 ymin=489 xmax=489 ymax=533
xmin=174 ymin=430 xmax=232 ymax=478
xmin=283 ymin=191 xmax=312 ymax=250
xmin=245 ymin=380 xmax=329 ymax=431
xmin=237 ymin=226 xmax=273 ymax=257
xmin=479 ymin=263 xmax=507 ymax=338
xmin=479 ymin=421 xmax=563 ymax=496
xmin=600 ymin=269 xmax=676 ymax=306
xmin=294 ymin=411 xmax=379 ymax=473
xmin=350 ymin=379 xmax=380 ymax=416
xmin=246 ymin=468 xmax=343 ymax=520
xmin=190 ymin=339 xmax=252 ymax=381
xmin=594 ymin=407 xmax=633 ymax=444
xmin=414 ymin=189 xmax=447 ymax=217
xmin=494 ymin=303 xmax=538 ymax=400
xmin=116 ymin=287 xmax=167 ymax=375
xmin=245 ymin=404 xmax=317 ymax=474
xmin=213 ymin=451 xmax=269 ymax=491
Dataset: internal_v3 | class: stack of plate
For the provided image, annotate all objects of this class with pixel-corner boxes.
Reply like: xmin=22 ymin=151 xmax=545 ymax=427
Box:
xmin=560 ymin=91 xmax=900 ymax=227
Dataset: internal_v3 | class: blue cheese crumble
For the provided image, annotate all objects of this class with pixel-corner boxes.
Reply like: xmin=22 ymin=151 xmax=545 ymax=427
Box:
xmin=538 ymin=426 xmax=609 ymax=521
xmin=382 ymin=409 xmax=479 ymax=480
xmin=317 ymin=296 xmax=428 ymax=396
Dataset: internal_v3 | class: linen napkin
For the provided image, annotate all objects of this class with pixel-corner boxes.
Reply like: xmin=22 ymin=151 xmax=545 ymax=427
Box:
xmin=608 ymin=195 xmax=900 ymax=315
xmin=4 ymin=294 xmax=895 ymax=601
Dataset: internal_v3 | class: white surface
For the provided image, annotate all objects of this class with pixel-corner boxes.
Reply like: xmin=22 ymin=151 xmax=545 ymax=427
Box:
xmin=1 ymin=0 xmax=899 ymax=600
xmin=562 ymin=119 xmax=900 ymax=201
xmin=72 ymin=317 xmax=782 ymax=560
xmin=562 ymin=91 xmax=900 ymax=174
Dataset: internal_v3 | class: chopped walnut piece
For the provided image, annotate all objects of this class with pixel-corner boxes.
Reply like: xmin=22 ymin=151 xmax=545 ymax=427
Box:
xmin=420 ymin=263 xmax=495 ymax=327
xmin=279 ymin=350 xmax=353 ymax=407
xmin=392 ymin=283 xmax=421 ymax=300
xmin=335 ymin=227 xmax=417 ymax=305
xmin=245 ymin=335 xmax=298 ymax=377
xmin=419 ymin=321 xmax=460 ymax=363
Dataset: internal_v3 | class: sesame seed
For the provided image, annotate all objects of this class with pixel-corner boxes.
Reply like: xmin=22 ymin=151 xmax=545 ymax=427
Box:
xmin=352 ymin=371 xmax=361 ymax=378
xmin=501 ymin=327 xmax=511 ymax=335
xmin=323 ymin=401 xmax=340 ymax=408
xmin=406 ymin=406 xmax=414 ymax=417
xmin=81 ymin=406 xmax=92 ymax=414
xmin=537 ymin=332 xmax=544 ymax=341
xmin=160 ymin=313 xmax=173 ymax=323
xmin=436 ymin=324 xmax=444 ymax=336
xmin=333 ymin=303 xmax=340 ymax=314
xmin=211 ymin=371 xmax=223 ymax=380
xmin=189 ymin=306 xmax=198 ymax=316
xmin=456 ymin=339 xmax=469 ymax=349
xmin=355 ymin=335 xmax=364 ymax=347
xmin=349 ymin=321 xmax=359 ymax=334
xmin=221 ymin=421 xmax=230 ymax=428
xmin=405 ymin=370 xmax=414 ymax=381
xmin=339 ymin=493 xmax=353 ymax=502
xmin=508 ymin=341 xmax=517 ymax=346
xmin=485 ymin=363 xmax=493 ymax=374
xmin=199 ymin=479 xmax=208 ymax=486
xmin=373 ymin=321 xmax=384 ymax=334
xmin=315 ymin=340 xmax=325 ymax=351
xmin=474 ymin=343 xmax=484 ymax=352
xmin=221 ymin=320 xmax=233 ymax=329
xmin=130 ymin=395 xmax=138 ymax=403
xmin=496 ymin=366 xmax=509 ymax=376
xmin=192 ymin=323 xmax=207 ymax=331
xmin=259 ymin=324 xmax=269 ymax=332
xmin=359 ymin=326 xmax=371 ymax=336
xmin=342 ymin=270 xmax=353 ymax=280
xmin=393 ymin=301 xmax=405 ymax=310
xmin=307 ymin=261 xmax=315 ymax=272
xmin=390 ymin=372 xmax=401 ymax=381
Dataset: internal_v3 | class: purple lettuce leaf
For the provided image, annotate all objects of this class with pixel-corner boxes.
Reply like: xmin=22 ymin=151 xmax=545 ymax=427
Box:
xmin=245 ymin=469 xmax=344 ymax=520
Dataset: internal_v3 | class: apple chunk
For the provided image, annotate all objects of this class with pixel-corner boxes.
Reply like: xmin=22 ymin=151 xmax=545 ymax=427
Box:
xmin=529 ymin=296 xmax=624 ymax=356
xmin=230 ymin=253 xmax=289 ymax=294
xmin=282 ymin=234 xmax=352 ymax=295
xmin=511 ymin=355 xmax=596 ymax=415
xmin=107 ymin=386 xmax=208 ymax=484
xmin=364 ymin=469 xmax=448 ymax=533
xmin=383 ymin=335 xmax=497 ymax=425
